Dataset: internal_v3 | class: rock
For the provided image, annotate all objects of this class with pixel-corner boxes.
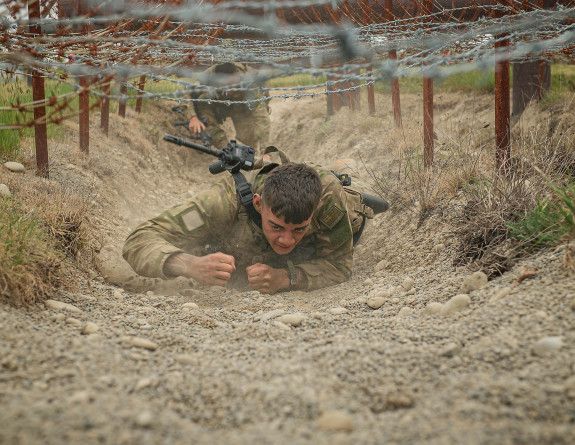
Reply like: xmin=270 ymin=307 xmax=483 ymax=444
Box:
xmin=81 ymin=322 xmax=99 ymax=335
xmin=182 ymin=302 xmax=199 ymax=309
xmin=328 ymin=307 xmax=348 ymax=315
xmin=4 ymin=161 xmax=25 ymax=172
xmin=423 ymin=301 xmax=443 ymax=315
xmin=440 ymin=294 xmax=471 ymax=316
xmin=532 ymin=336 xmax=563 ymax=356
xmin=174 ymin=355 xmax=196 ymax=365
xmin=128 ymin=337 xmax=158 ymax=351
xmin=0 ymin=183 xmax=11 ymax=198
xmin=459 ymin=271 xmax=488 ymax=294
xmin=386 ymin=394 xmax=414 ymax=409
xmin=65 ymin=317 xmax=82 ymax=326
xmin=375 ymin=259 xmax=388 ymax=272
xmin=433 ymin=243 xmax=446 ymax=252
xmin=402 ymin=277 xmax=415 ymax=291
xmin=440 ymin=342 xmax=462 ymax=357
xmin=316 ymin=410 xmax=355 ymax=433
xmin=45 ymin=299 xmax=82 ymax=313
xmin=273 ymin=321 xmax=291 ymax=331
xmin=397 ymin=307 xmax=413 ymax=317
xmin=367 ymin=296 xmax=385 ymax=309
xmin=261 ymin=309 xmax=286 ymax=322
xmin=134 ymin=410 xmax=154 ymax=428
xmin=278 ymin=313 xmax=306 ymax=327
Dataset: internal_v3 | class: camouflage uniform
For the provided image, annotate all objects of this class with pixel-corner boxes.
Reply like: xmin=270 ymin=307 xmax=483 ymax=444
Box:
xmin=191 ymin=63 xmax=271 ymax=152
xmin=122 ymin=154 xmax=354 ymax=291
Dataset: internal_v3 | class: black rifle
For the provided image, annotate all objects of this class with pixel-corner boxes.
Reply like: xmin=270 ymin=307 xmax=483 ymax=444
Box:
xmin=164 ymin=134 xmax=260 ymax=225
xmin=171 ymin=105 xmax=213 ymax=147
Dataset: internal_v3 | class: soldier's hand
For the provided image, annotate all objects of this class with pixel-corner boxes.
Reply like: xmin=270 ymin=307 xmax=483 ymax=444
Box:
xmin=164 ymin=252 xmax=235 ymax=287
xmin=189 ymin=116 xmax=206 ymax=134
xmin=246 ymin=263 xmax=289 ymax=294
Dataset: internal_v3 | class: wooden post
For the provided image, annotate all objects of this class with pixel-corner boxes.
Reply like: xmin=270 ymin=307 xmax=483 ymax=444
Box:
xmin=326 ymin=77 xmax=335 ymax=116
xmin=119 ymin=79 xmax=127 ymax=118
xmin=28 ymin=0 xmax=49 ymax=178
xmin=135 ymin=75 xmax=146 ymax=113
xmin=79 ymin=76 xmax=90 ymax=153
xmin=101 ymin=79 xmax=110 ymax=135
xmin=366 ymin=66 xmax=376 ymax=116
xmin=495 ymin=1 xmax=511 ymax=175
xmin=386 ymin=0 xmax=402 ymax=128
xmin=422 ymin=0 xmax=434 ymax=168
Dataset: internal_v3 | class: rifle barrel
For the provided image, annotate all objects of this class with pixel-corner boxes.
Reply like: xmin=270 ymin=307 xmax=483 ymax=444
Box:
xmin=163 ymin=134 xmax=221 ymax=157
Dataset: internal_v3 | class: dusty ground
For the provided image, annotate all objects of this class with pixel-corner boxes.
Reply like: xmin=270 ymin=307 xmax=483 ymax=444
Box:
xmin=1 ymin=88 xmax=574 ymax=445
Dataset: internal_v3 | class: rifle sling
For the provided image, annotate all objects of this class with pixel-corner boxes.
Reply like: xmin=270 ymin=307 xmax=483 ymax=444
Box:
xmin=232 ymin=172 xmax=262 ymax=228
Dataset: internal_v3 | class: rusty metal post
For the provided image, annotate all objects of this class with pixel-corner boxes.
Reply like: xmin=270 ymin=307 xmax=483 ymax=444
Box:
xmin=79 ymin=76 xmax=90 ymax=153
xmin=423 ymin=77 xmax=434 ymax=168
xmin=422 ymin=0 xmax=433 ymax=168
xmin=366 ymin=66 xmax=375 ymax=116
xmin=28 ymin=0 xmax=49 ymax=178
xmin=390 ymin=50 xmax=402 ymax=128
xmin=135 ymin=75 xmax=146 ymax=113
xmin=386 ymin=0 xmax=402 ymax=128
xmin=326 ymin=77 xmax=335 ymax=116
xmin=119 ymin=79 xmax=127 ymax=118
xmin=101 ymin=79 xmax=110 ymax=135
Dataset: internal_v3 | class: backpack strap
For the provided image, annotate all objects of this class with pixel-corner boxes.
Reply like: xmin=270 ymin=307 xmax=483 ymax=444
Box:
xmin=232 ymin=171 xmax=262 ymax=228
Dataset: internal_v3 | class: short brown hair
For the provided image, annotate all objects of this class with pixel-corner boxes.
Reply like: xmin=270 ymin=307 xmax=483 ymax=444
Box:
xmin=261 ymin=163 xmax=322 ymax=224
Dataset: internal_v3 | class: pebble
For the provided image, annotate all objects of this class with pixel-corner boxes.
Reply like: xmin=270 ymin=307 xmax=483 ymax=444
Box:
xmin=433 ymin=243 xmax=446 ymax=252
xmin=367 ymin=297 xmax=385 ymax=309
xmin=440 ymin=294 xmax=471 ymax=316
xmin=45 ymin=299 xmax=83 ymax=313
xmin=128 ymin=337 xmax=158 ymax=351
xmin=397 ymin=307 xmax=413 ymax=317
xmin=402 ymin=277 xmax=415 ymax=291
xmin=182 ymin=302 xmax=199 ymax=309
xmin=65 ymin=317 xmax=82 ymax=326
xmin=174 ymin=355 xmax=196 ymax=365
xmin=532 ymin=336 xmax=563 ymax=356
xmin=328 ymin=307 xmax=348 ymax=315
xmin=81 ymin=322 xmax=99 ymax=334
xmin=440 ymin=342 xmax=462 ymax=357
xmin=261 ymin=309 xmax=286 ymax=321
xmin=273 ymin=321 xmax=291 ymax=331
xmin=278 ymin=313 xmax=306 ymax=327
xmin=424 ymin=302 xmax=443 ymax=315
xmin=134 ymin=410 xmax=154 ymax=428
xmin=316 ymin=410 xmax=355 ymax=433
xmin=375 ymin=259 xmax=388 ymax=271
xmin=0 ymin=183 xmax=11 ymax=198
xmin=4 ymin=161 xmax=25 ymax=172
xmin=459 ymin=271 xmax=488 ymax=294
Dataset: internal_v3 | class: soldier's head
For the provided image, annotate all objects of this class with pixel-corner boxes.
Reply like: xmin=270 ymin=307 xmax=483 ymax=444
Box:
xmin=253 ymin=163 xmax=322 ymax=255
xmin=212 ymin=62 xmax=241 ymax=88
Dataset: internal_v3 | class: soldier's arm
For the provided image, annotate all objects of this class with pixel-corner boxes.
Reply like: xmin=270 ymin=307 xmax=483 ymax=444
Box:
xmin=122 ymin=176 xmax=237 ymax=279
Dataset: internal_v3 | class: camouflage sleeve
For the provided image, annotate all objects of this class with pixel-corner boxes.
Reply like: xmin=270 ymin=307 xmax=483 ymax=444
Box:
xmin=295 ymin=173 xmax=354 ymax=291
xmin=122 ymin=175 xmax=238 ymax=279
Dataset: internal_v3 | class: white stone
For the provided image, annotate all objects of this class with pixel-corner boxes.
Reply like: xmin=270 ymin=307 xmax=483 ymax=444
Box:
xmin=81 ymin=322 xmax=99 ymax=335
xmin=45 ymin=299 xmax=82 ymax=313
xmin=182 ymin=302 xmax=199 ymax=309
xmin=402 ymin=277 xmax=415 ymax=291
xmin=459 ymin=271 xmax=488 ymax=294
xmin=273 ymin=321 xmax=291 ymax=331
xmin=328 ymin=307 xmax=348 ymax=315
xmin=490 ymin=286 xmax=512 ymax=303
xmin=375 ymin=259 xmax=388 ymax=272
xmin=397 ymin=307 xmax=413 ymax=317
xmin=424 ymin=302 xmax=443 ymax=315
xmin=128 ymin=337 xmax=158 ymax=351
xmin=440 ymin=294 xmax=471 ymax=316
xmin=0 ymin=183 xmax=10 ymax=198
xmin=367 ymin=297 xmax=385 ymax=309
xmin=4 ymin=161 xmax=24 ymax=172
xmin=532 ymin=337 xmax=563 ymax=356
xmin=261 ymin=309 xmax=286 ymax=321
xmin=316 ymin=410 xmax=355 ymax=433
xmin=278 ymin=313 xmax=306 ymax=327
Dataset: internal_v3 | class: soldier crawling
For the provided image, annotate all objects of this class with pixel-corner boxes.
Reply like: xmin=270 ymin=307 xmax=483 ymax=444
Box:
xmin=122 ymin=150 xmax=371 ymax=294
xmin=188 ymin=62 xmax=271 ymax=153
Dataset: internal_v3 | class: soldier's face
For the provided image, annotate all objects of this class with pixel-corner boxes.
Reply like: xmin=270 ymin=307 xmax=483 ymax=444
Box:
xmin=254 ymin=196 xmax=311 ymax=255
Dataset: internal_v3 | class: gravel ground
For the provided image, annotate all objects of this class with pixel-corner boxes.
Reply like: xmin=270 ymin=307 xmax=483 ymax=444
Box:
xmin=1 ymin=93 xmax=574 ymax=444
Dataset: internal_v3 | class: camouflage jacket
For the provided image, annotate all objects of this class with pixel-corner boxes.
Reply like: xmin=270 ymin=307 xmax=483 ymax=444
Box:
xmin=191 ymin=63 xmax=268 ymax=119
xmin=122 ymin=155 xmax=354 ymax=291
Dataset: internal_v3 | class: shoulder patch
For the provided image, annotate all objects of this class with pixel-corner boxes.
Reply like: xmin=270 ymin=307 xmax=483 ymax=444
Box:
xmin=178 ymin=208 xmax=205 ymax=233
xmin=318 ymin=204 xmax=345 ymax=229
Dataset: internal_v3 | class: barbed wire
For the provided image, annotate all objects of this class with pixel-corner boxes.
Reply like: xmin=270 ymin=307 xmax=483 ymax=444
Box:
xmin=0 ymin=0 xmax=574 ymax=129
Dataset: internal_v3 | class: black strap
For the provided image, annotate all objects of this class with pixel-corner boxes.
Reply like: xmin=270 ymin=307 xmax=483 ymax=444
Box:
xmin=352 ymin=215 xmax=366 ymax=246
xmin=232 ymin=172 xmax=262 ymax=228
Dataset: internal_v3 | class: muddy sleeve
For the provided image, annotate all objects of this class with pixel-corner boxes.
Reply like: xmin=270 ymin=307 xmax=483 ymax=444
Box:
xmin=122 ymin=176 xmax=238 ymax=279
xmin=295 ymin=179 xmax=354 ymax=291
